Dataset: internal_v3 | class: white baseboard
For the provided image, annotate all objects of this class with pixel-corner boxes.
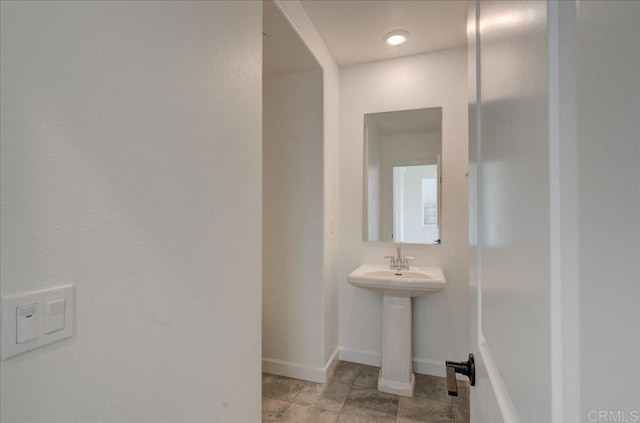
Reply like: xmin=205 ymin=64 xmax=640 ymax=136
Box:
xmin=412 ymin=356 xmax=451 ymax=378
xmin=325 ymin=348 xmax=340 ymax=379
xmin=338 ymin=347 xmax=382 ymax=367
xmin=263 ymin=347 xmax=339 ymax=383
xmin=338 ymin=347 xmax=466 ymax=380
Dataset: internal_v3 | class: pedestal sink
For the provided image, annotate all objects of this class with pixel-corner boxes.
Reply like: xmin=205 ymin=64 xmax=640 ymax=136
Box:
xmin=347 ymin=264 xmax=446 ymax=397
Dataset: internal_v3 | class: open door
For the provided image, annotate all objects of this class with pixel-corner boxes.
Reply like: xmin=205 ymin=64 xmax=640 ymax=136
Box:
xmin=465 ymin=1 xmax=640 ymax=422
xmin=466 ymin=1 xmax=555 ymax=421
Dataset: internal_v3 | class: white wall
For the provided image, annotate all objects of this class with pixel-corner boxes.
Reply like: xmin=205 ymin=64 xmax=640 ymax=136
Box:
xmin=339 ymin=48 xmax=468 ymax=376
xmin=366 ymin=125 xmax=382 ymax=241
xmin=394 ymin=164 xmax=438 ymax=244
xmin=0 ymin=2 xmax=262 ymax=422
xmin=379 ymin=131 xmax=441 ymax=243
xmin=570 ymin=0 xmax=640 ymax=417
xmin=263 ymin=69 xmax=324 ymax=374
xmin=270 ymin=0 xmax=341 ymax=377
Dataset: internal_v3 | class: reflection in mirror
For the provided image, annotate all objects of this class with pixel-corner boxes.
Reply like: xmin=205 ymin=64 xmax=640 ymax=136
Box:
xmin=363 ymin=107 xmax=442 ymax=244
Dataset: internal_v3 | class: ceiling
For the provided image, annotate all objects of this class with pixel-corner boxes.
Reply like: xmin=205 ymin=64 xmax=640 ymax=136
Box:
xmin=365 ymin=107 xmax=442 ymax=135
xmin=300 ymin=0 xmax=468 ymax=66
xmin=263 ymin=0 xmax=320 ymax=76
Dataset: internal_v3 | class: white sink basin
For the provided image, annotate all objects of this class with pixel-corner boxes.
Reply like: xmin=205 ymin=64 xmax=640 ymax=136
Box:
xmin=347 ymin=264 xmax=446 ymax=297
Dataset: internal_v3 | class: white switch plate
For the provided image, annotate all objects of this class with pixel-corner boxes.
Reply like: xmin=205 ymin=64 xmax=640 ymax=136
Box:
xmin=1 ymin=285 xmax=74 ymax=360
xmin=16 ymin=303 xmax=39 ymax=343
xmin=45 ymin=299 xmax=65 ymax=334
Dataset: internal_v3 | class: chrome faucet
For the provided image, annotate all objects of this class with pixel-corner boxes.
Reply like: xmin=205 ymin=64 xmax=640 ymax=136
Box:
xmin=385 ymin=243 xmax=414 ymax=271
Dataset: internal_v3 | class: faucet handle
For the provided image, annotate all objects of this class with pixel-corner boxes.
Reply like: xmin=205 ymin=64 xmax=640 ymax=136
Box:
xmin=404 ymin=256 xmax=415 ymax=260
xmin=401 ymin=257 xmax=414 ymax=270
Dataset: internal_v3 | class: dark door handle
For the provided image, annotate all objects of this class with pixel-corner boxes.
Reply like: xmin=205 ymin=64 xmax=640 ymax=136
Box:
xmin=445 ymin=353 xmax=475 ymax=396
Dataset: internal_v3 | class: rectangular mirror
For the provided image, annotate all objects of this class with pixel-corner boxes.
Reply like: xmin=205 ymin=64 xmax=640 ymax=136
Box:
xmin=363 ymin=107 xmax=442 ymax=244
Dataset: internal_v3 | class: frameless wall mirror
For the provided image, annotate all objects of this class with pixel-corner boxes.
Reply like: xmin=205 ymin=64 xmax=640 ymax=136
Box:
xmin=363 ymin=107 xmax=442 ymax=245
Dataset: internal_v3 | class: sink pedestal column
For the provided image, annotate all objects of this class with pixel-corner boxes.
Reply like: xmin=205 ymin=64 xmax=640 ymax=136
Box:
xmin=378 ymin=295 xmax=415 ymax=397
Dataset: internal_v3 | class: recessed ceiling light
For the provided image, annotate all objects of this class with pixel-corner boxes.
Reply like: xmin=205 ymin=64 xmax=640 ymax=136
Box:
xmin=384 ymin=30 xmax=410 ymax=46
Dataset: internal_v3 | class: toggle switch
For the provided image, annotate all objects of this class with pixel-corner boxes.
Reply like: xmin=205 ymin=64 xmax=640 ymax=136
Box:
xmin=45 ymin=299 xmax=65 ymax=334
xmin=16 ymin=303 xmax=38 ymax=344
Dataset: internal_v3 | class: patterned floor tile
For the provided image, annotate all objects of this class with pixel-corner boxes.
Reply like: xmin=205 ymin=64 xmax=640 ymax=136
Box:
xmin=353 ymin=365 xmax=380 ymax=389
xmin=414 ymin=373 xmax=450 ymax=403
xmin=451 ymin=396 xmax=470 ymax=423
xmin=397 ymin=395 xmax=455 ymax=423
xmin=280 ymin=403 xmax=339 ymax=423
xmin=336 ymin=412 xmax=396 ymax=423
xmin=342 ymin=386 xmax=399 ymax=420
xmin=330 ymin=361 xmax=360 ymax=384
xmin=263 ymin=363 xmax=469 ymax=423
xmin=263 ymin=373 xmax=306 ymax=402
xmin=294 ymin=381 xmax=352 ymax=412
xmin=262 ymin=397 xmax=290 ymax=422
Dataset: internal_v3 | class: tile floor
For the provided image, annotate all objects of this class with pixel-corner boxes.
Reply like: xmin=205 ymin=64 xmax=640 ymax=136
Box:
xmin=262 ymin=361 xmax=470 ymax=423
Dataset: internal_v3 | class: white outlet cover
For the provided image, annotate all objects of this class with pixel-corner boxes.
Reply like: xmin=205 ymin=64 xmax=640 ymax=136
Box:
xmin=1 ymin=285 xmax=75 ymax=360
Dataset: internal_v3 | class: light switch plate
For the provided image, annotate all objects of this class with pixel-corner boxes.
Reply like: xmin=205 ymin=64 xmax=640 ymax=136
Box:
xmin=45 ymin=299 xmax=65 ymax=334
xmin=16 ymin=303 xmax=39 ymax=343
xmin=1 ymin=285 xmax=74 ymax=360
